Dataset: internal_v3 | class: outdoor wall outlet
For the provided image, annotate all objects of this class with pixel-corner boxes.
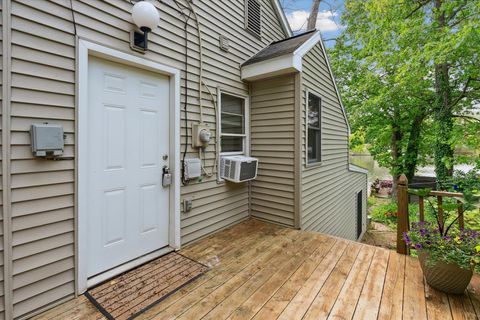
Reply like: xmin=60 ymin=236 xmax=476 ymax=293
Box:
xmin=183 ymin=198 xmax=193 ymax=213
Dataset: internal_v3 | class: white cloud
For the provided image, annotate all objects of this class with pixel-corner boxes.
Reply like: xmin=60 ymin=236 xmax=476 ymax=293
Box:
xmin=286 ymin=10 xmax=340 ymax=33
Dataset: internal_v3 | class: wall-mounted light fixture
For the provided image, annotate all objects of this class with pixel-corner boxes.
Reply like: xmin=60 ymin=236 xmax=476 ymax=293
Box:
xmin=130 ymin=1 xmax=160 ymax=52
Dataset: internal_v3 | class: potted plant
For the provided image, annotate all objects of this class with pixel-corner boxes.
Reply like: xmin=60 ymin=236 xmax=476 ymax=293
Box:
xmin=404 ymin=222 xmax=480 ymax=294
xmin=404 ymin=171 xmax=480 ymax=294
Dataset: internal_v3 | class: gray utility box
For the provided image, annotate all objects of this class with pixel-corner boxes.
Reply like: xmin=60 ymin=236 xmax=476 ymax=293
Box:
xmin=30 ymin=124 xmax=64 ymax=157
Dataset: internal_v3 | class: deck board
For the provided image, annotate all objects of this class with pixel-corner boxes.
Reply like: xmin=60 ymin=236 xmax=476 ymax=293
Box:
xmin=425 ymin=282 xmax=452 ymax=320
xmin=179 ymin=232 xmax=315 ymax=320
xmin=277 ymin=240 xmax=349 ymax=320
xmin=33 ymin=219 xmax=480 ymax=320
xmin=302 ymin=242 xmax=362 ymax=320
xmin=251 ymin=236 xmax=338 ymax=320
xmin=449 ymin=294 xmax=478 ymax=320
xmin=352 ymin=248 xmax=390 ymax=319
xmin=403 ymin=256 xmax=428 ymax=320
xmin=327 ymin=244 xmax=375 ymax=320
xmin=378 ymin=251 xmax=405 ymax=320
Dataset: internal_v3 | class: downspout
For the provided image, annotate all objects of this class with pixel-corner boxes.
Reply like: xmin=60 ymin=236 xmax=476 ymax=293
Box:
xmin=294 ymin=72 xmax=303 ymax=229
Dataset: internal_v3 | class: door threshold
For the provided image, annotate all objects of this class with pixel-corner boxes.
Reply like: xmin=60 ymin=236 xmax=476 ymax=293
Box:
xmin=86 ymin=246 xmax=174 ymax=289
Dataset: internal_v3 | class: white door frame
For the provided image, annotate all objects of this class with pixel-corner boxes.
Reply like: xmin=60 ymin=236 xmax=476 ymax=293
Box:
xmin=76 ymin=40 xmax=181 ymax=294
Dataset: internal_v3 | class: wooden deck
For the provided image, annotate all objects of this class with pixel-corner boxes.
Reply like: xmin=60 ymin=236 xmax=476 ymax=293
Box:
xmin=35 ymin=219 xmax=480 ymax=320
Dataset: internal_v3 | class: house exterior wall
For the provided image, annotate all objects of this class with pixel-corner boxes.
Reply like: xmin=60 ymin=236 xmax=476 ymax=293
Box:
xmin=1 ymin=0 xmax=288 ymax=317
xmin=250 ymin=75 xmax=296 ymax=227
xmin=300 ymin=43 xmax=367 ymax=241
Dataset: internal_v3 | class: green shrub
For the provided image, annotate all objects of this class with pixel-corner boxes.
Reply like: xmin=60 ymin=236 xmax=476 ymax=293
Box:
xmin=369 ymin=201 xmax=420 ymax=229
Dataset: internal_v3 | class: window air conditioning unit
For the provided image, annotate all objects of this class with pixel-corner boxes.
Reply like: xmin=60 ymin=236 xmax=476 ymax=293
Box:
xmin=220 ymin=156 xmax=258 ymax=183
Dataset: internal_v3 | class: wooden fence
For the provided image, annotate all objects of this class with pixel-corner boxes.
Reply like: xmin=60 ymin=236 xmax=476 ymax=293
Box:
xmin=396 ymin=174 xmax=464 ymax=254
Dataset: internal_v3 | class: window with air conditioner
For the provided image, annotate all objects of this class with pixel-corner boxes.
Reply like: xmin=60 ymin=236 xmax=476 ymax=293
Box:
xmin=218 ymin=92 xmax=251 ymax=182
xmin=245 ymin=0 xmax=262 ymax=37
xmin=307 ymin=92 xmax=322 ymax=164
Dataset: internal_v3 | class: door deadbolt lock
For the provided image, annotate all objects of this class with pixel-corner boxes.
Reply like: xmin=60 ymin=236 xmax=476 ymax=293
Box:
xmin=162 ymin=166 xmax=172 ymax=187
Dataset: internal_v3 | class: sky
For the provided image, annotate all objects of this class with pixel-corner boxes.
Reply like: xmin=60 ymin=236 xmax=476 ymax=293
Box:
xmin=280 ymin=0 xmax=345 ymax=46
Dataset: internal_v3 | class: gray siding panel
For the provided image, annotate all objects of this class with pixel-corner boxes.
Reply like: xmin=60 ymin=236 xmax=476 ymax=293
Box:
xmin=0 ymin=0 xmax=4 ymax=317
xmin=5 ymin=0 xmax=287 ymax=317
xmin=250 ymin=75 xmax=296 ymax=227
xmin=300 ymin=43 xmax=367 ymax=241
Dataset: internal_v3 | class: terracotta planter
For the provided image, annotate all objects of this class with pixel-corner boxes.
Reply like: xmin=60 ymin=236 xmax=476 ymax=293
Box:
xmin=419 ymin=253 xmax=473 ymax=295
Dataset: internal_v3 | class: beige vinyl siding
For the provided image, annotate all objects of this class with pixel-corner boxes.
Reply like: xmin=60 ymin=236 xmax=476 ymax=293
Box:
xmin=4 ymin=0 xmax=287 ymax=317
xmin=250 ymin=75 xmax=296 ymax=227
xmin=300 ymin=43 xmax=367 ymax=241
xmin=10 ymin=0 xmax=75 ymax=317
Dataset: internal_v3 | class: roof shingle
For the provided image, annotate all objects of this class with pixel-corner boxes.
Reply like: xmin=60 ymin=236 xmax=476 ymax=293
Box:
xmin=242 ymin=30 xmax=317 ymax=66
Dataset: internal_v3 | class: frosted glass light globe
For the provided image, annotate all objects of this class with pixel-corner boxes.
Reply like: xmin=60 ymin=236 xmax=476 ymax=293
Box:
xmin=132 ymin=1 xmax=160 ymax=31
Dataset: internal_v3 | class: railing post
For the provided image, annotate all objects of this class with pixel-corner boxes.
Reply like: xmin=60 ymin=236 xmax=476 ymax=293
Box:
xmin=397 ymin=174 xmax=409 ymax=254
xmin=437 ymin=196 xmax=444 ymax=231
xmin=419 ymin=196 xmax=425 ymax=222
xmin=458 ymin=200 xmax=464 ymax=229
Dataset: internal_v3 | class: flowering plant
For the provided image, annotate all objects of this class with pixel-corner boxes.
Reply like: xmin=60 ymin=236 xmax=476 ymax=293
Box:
xmin=404 ymin=221 xmax=480 ymax=272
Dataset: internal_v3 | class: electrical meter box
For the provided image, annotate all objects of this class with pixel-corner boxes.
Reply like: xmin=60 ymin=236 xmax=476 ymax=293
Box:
xmin=30 ymin=124 xmax=64 ymax=157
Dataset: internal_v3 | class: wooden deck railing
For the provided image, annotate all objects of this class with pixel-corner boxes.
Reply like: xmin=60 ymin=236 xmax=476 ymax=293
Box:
xmin=396 ymin=174 xmax=464 ymax=254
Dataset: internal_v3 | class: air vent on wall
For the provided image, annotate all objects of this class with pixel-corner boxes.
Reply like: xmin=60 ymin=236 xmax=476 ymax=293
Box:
xmin=219 ymin=35 xmax=230 ymax=52
xmin=246 ymin=0 xmax=261 ymax=37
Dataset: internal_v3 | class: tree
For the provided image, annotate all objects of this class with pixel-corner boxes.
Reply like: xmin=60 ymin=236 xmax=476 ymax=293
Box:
xmin=307 ymin=0 xmax=321 ymax=30
xmin=330 ymin=0 xmax=480 ymax=188
xmin=428 ymin=0 xmax=480 ymax=182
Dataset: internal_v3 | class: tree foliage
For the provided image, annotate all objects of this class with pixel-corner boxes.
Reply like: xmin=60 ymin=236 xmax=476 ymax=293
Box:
xmin=329 ymin=0 xmax=480 ymax=186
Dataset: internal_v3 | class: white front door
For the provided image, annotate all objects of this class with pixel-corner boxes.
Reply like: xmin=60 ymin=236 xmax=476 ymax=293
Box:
xmin=86 ymin=56 xmax=170 ymax=277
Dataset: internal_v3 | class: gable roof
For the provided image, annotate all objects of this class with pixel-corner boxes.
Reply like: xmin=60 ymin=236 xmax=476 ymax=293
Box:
xmin=242 ymin=30 xmax=316 ymax=66
xmin=241 ymin=30 xmax=321 ymax=81
xmin=241 ymin=29 xmax=351 ymax=133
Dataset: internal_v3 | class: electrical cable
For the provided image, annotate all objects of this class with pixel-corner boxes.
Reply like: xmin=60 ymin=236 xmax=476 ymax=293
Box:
xmin=184 ymin=0 xmax=204 ymax=124
xmin=184 ymin=0 xmax=218 ymax=178
xmin=202 ymin=83 xmax=218 ymax=177
xmin=69 ymin=0 xmax=77 ymax=36
xmin=170 ymin=0 xmax=193 ymax=185
xmin=159 ymin=0 xmax=219 ymax=180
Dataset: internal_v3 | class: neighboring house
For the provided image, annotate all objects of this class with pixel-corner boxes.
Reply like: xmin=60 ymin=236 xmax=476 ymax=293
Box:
xmin=0 ymin=0 xmax=367 ymax=318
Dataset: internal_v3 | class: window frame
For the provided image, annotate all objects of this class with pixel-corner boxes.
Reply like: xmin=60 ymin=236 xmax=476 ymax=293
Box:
xmin=306 ymin=90 xmax=322 ymax=165
xmin=244 ymin=0 xmax=262 ymax=39
xmin=217 ymin=89 xmax=250 ymax=156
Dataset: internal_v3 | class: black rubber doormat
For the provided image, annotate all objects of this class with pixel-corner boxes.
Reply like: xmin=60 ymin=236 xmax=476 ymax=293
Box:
xmin=85 ymin=252 xmax=208 ymax=320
